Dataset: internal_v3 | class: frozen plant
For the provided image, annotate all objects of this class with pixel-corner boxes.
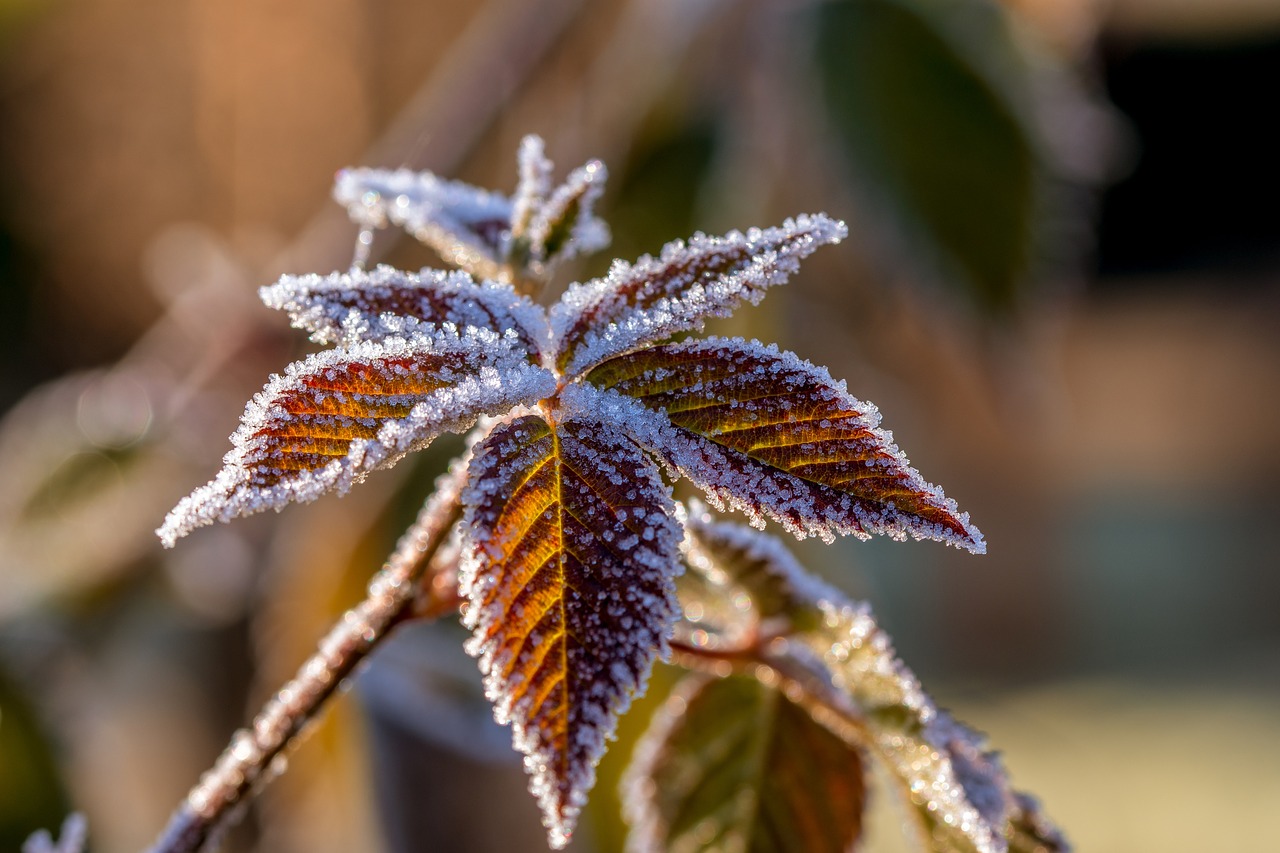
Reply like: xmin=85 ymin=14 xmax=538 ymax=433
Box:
xmin=142 ymin=136 xmax=1065 ymax=852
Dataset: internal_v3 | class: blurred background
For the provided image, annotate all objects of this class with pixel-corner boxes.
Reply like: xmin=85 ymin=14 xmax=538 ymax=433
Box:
xmin=1 ymin=0 xmax=1277 ymax=851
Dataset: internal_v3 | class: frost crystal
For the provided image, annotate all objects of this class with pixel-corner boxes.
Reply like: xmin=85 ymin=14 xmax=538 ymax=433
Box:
xmin=551 ymin=214 xmax=847 ymax=377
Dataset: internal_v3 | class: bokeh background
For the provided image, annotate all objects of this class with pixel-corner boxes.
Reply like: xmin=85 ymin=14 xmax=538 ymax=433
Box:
xmin=1 ymin=0 xmax=1278 ymax=851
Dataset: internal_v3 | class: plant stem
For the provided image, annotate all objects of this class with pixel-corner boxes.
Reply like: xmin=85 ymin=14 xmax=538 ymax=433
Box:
xmin=668 ymin=637 xmax=875 ymax=750
xmin=145 ymin=461 xmax=469 ymax=853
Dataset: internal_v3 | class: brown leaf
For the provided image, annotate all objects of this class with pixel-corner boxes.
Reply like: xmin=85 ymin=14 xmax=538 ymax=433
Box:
xmin=623 ymin=674 xmax=867 ymax=853
xmin=588 ymin=338 xmax=983 ymax=551
xmin=460 ymin=414 xmax=683 ymax=849
xmin=158 ymin=329 xmax=554 ymax=546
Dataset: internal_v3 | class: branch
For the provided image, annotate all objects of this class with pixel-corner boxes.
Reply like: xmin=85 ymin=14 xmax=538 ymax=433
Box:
xmin=145 ymin=460 xmax=469 ymax=853
xmin=668 ymin=636 xmax=875 ymax=752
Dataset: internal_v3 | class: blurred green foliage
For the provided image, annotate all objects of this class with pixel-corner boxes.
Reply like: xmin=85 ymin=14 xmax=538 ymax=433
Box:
xmin=812 ymin=0 xmax=1038 ymax=314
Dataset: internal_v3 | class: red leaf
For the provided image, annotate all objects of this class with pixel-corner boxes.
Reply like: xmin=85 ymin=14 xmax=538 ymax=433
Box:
xmin=461 ymin=414 xmax=683 ymax=848
xmin=260 ymin=265 xmax=548 ymax=357
xmin=158 ymin=329 xmax=553 ymax=546
xmin=586 ymin=337 xmax=984 ymax=552
xmin=550 ymin=215 xmax=846 ymax=378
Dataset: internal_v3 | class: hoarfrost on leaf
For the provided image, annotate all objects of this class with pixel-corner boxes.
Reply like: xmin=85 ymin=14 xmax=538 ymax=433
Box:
xmin=587 ymin=338 xmax=985 ymax=552
xmin=157 ymin=328 xmax=555 ymax=547
xmin=550 ymin=213 xmax=847 ymax=378
xmin=334 ymin=134 xmax=611 ymax=286
xmin=260 ymin=265 xmax=549 ymax=357
xmin=459 ymin=414 xmax=683 ymax=849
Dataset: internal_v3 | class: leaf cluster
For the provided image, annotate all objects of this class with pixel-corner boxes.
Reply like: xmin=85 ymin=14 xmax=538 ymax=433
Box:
xmin=158 ymin=137 xmax=1062 ymax=851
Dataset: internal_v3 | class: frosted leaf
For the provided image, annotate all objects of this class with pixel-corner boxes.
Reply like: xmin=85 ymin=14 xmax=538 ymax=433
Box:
xmin=22 ymin=814 xmax=87 ymax=853
xmin=334 ymin=166 xmax=513 ymax=281
xmin=524 ymin=158 xmax=610 ymax=272
xmin=622 ymin=674 xmax=866 ymax=853
xmin=157 ymin=328 xmax=555 ymax=547
xmin=551 ymin=214 xmax=846 ymax=378
xmin=680 ymin=511 xmax=1063 ymax=853
xmin=1008 ymin=792 xmax=1071 ymax=853
xmin=511 ymin=134 xmax=554 ymax=238
xmin=585 ymin=338 xmax=985 ymax=552
xmin=335 ymin=137 xmax=610 ymax=285
xmin=460 ymin=414 xmax=683 ymax=849
xmin=259 ymin=264 xmax=549 ymax=358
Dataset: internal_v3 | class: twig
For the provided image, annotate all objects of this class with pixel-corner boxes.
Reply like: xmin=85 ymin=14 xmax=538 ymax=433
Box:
xmin=668 ymin=636 xmax=875 ymax=750
xmin=145 ymin=460 xmax=469 ymax=853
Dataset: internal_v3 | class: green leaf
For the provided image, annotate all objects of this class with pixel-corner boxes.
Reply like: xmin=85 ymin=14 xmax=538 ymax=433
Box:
xmin=681 ymin=509 xmax=1069 ymax=852
xmin=812 ymin=0 xmax=1039 ymax=313
xmin=623 ymin=674 xmax=866 ymax=853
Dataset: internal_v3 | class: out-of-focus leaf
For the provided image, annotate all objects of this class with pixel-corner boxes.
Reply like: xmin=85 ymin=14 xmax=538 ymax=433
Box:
xmin=681 ymin=511 xmax=1069 ymax=852
xmin=1007 ymin=792 xmax=1069 ymax=853
xmin=335 ymin=135 xmax=611 ymax=286
xmin=0 ymin=668 xmax=71 ymax=851
xmin=622 ymin=673 xmax=866 ymax=853
xmin=459 ymin=414 xmax=683 ymax=849
xmin=812 ymin=0 xmax=1039 ymax=313
xmin=587 ymin=338 xmax=984 ymax=552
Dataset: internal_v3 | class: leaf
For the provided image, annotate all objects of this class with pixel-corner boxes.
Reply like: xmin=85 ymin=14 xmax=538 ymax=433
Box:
xmin=586 ymin=338 xmax=984 ymax=552
xmin=334 ymin=166 xmax=514 ymax=281
xmin=510 ymin=134 xmax=611 ymax=272
xmin=681 ymin=499 xmax=836 ymax=635
xmin=550 ymin=214 xmax=846 ymax=379
xmin=812 ymin=0 xmax=1038 ymax=313
xmin=459 ymin=414 xmax=683 ymax=849
xmin=680 ymin=512 xmax=1068 ymax=853
xmin=335 ymin=135 xmax=611 ymax=285
xmin=157 ymin=328 xmax=555 ymax=546
xmin=527 ymin=158 xmax=610 ymax=266
xmin=510 ymin=134 xmax=555 ymax=239
xmin=259 ymin=265 xmax=549 ymax=357
xmin=1007 ymin=793 xmax=1069 ymax=853
xmin=622 ymin=674 xmax=866 ymax=853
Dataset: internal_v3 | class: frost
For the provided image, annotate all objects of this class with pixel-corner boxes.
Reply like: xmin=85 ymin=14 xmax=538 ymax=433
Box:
xmin=334 ymin=135 xmax=610 ymax=285
xmin=459 ymin=414 xmax=682 ymax=848
xmin=22 ymin=815 xmax=87 ymax=853
xmin=260 ymin=265 xmax=549 ymax=357
xmin=334 ymin=165 xmax=512 ymax=281
xmin=551 ymin=214 xmax=847 ymax=377
xmin=581 ymin=340 xmax=985 ymax=552
xmin=681 ymin=512 xmax=1026 ymax=853
xmin=157 ymin=329 xmax=555 ymax=546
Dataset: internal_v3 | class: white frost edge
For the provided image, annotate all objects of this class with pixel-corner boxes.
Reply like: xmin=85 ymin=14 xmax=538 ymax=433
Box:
xmin=550 ymin=213 xmax=847 ymax=378
xmin=510 ymin=134 xmax=553 ymax=238
xmin=157 ymin=328 xmax=556 ymax=547
xmin=259 ymin=264 xmax=551 ymax=355
xmin=457 ymin=412 xmax=683 ymax=849
xmin=570 ymin=340 xmax=985 ymax=553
